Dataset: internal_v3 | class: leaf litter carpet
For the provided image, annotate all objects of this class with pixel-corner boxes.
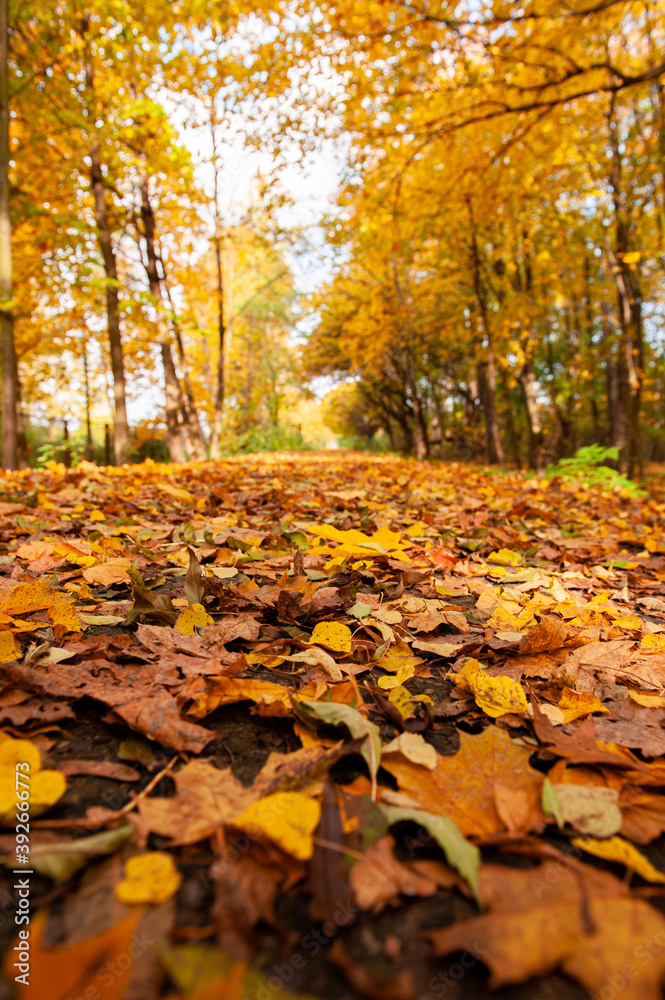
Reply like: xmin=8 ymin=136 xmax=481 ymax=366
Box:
xmin=1 ymin=453 xmax=665 ymax=999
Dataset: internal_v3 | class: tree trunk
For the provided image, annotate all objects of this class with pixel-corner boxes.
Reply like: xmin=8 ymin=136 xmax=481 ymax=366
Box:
xmin=161 ymin=261 xmax=206 ymax=460
xmin=607 ymin=97 xmax=642 ymax=475
xmin=0 ymin=0 xmax=24 ymax=470
xmin=160 ymin=341 xmax=186 ymax=463
xmin=138 ymin=165 xmax=188 ymax=463
xmin=82 ymin=23 xmax=129 ymax=465
xmin=83 ymin=346 xmax=93 ymax=460
xmin=520 ymin=360 xmax=544 ymax=470
xmin=468 ymin=201 xmax=504 ymax=465
xmin=209 ymin=112 xmax=226 ymax=460
xmin=477 ymin=355 xmax=503 ymax=465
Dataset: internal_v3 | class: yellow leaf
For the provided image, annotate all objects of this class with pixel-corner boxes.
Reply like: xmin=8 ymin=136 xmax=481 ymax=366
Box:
xmin=48 ymin=599 xmax=81 ymax=636
xmin=466 ymin=671 xmax=528 ymax=718
xmin=0 ymin=580 xmax=55 ymax=615
xmin=175 ymin=604 xmax=214 ymax=636
xmin=0 ymin=737 xmax=41 ymax=773
xmin=382 ymin=732 xmax=437 ymax=770
xmin=572 ymin=836 xmax=665 ymax=884
xmin=157 ymin=484 xmax=195 ymax=504
xmin=486 ymin=549 xmax=522 ymax=567
xmin=388 ymin=685 xmax=416 ymax=717
xmin=82 ymin=558 xmax=133 ymax=586
xmin=639 ymin=634 xmax=665 ymax=655
xmin=89 ymin=509 xmax=106 ymax=522
xmin=488 ymin=606 xmax=534 ymax=632
xmin=0 ymin=736 xmax=66 ymax=824
xmin=115 ymin=852 xmax=182 ymax=904
xmin=628 ymin=689 xmax=665 ymax=708
xmin=558 ymin=687 xmax=608 ymax=723
xmin=376 ymin=637 xmax=423 ymax=673
xmin=233 ymin=792 xmax=321 ymax=860
xmin=378 ymin=660 xmax=415 ymax=690
xmin=309 ymin=621 xmax=352 ymax=653
xmin=0 ymin=631 xmax=18 ymax=663
xmin=609 ymin=613 xmax=642 ymax=630
xmin=453 ymin=658 xmax=483 ymax=691
xmin=406 ymin=521 xmax=427 ymax=536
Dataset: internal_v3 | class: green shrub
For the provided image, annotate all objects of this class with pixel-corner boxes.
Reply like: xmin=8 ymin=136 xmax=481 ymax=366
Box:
xmin=544 ymin=445 xmax=646 ymax=497
xmin=223 ymin=424 xmax=311 ymax=454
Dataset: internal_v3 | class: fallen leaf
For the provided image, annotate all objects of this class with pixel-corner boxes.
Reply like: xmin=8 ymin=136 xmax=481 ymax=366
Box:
xmin=232 ymin=791 xmax=321 ymax=860
xmin=571 ymin=835 xmax=665 ymax=883
xmin=382 ymin=726 xmax=545 ymax=837
xmin=309 ymin=621 xmax=352 ymax=652
xmin=115 ymin=851 xmax=182 ymax=904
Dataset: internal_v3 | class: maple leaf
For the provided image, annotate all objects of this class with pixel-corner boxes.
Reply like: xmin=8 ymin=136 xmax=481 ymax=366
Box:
xmin=382 ymin=726 xmax=545 ymax=837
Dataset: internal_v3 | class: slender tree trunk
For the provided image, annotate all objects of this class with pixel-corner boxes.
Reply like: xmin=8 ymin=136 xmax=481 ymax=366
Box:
xmin=160 ymin=342 xmax=186 ymax=463
xmin=138 ymin=166 xmax=187 ymax=463
xmin=83 ymin=346 xmax=93 ymax=460
xmin=161 ymin=260 xmax=206 ymax=460
xmin=468 ymin=203 xmax=504 ymax=465
xmin=520 ymin=360 xmax=544 ymax=470
xmin=82 ymin=21 xmax=129 ymax=465
xmin=476 ymin=355 xmax=503 ymax=465
xmin=209 ymin=111 xmax=226 ymax=460
xmin=405 ymin=350 xmax=428 ymax=459
xmin=607 ymin=97 xmax=642 ymax=475
xmin=0 ymin=0 xmax=24 ymax=470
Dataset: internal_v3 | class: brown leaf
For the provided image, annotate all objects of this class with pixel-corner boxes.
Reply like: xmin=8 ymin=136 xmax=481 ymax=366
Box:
xmin=518 ymin=616 xmax=569 ymax=654
xmin=427 ymin=860 xmax=665 ymax=1000
xmin=56 ymin=760 xmax=140 ymax=781
xmin=138 ymin=760 xmax=255 ymax=845
xmin=350 ymin=834 xmax=438 ymax=912
xmin=306 ymin=778 xmax=354 ymax=921
xmin=382 ymin=726 xmax=545 ymax=837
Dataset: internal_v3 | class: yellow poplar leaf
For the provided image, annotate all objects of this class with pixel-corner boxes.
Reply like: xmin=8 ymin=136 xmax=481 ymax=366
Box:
xmin=572 ymin=836 xmax=665 ymax=884
xmin=48 ymin=600 xmax=81 ymax=635
xmin=558 ymin=687 xmax=608 ymax=723
xmin=175 ymin=604 xmax=214 ymax=636
xmin=82 ymin=558 xmax=133 ymax=586
xmin=157 ymin=484 xmax=195 ymax=504
xmin=628 ymin=690 xmax=665 ymax=708
xmin=488 ymin=606 xmax=534 ymax=632
xmin=386 ymin=685 xmax=435 ymax=719
xmin=0 ymin=737 xmax=41 ymax=773
xmin=0 ymin=631 xmax=18 ymax=663
xmin=115 ymin=852 xmax=182 ymax=904
xmin=467 ymin=671 xmax=528 ymax=718
xmin=233 ymin=791 xmax=321 ymax=860
xmin=70 ymin=554 xmax=97 ymax=568
xmin=309 ymin=621 xmax=352 ymax=653
xmin=29 ymin=770 xmax=67 ymax=812
xmin=0 ymin=579 xmax=54 ymax=615
xmin=406 ymin=522 xmax=427 ymax=537
xmin=246 ymin=652 xmax=286 ymax=669
xmin=486 ymin=549 xmax=522 ymax=567
xmin=453 ymin=658 xmax=483 ymax=691
xmin=609 ymin=613 xmax=642 ymax=630
xmin=378 ymin=661 xmax=415 ymax=690
xmin=0 ymin=737 xmax=66 ymax=824
xmin=376 ymin=637 xmax=423 ymax=674
xmin=639 ymin=634 xmax=665 ymax=655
